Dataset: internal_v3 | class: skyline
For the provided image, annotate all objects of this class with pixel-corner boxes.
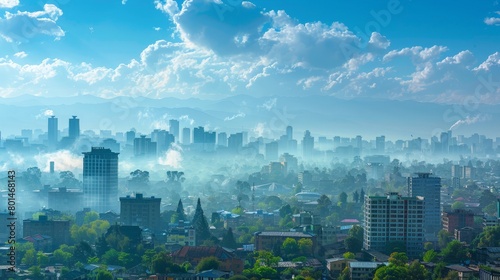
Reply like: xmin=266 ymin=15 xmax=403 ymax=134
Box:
xmin=0 ymin=0 xmax=498 ymax=104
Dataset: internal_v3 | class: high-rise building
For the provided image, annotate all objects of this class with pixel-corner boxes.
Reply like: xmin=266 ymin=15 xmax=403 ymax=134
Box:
xmin=265 ymin=141 xmax=279 ymax=161
xmin=228 ymin=133 xmax=243 ymax=152
xmin=302 ymin=130 xmax=314 ymax=159
xmin=169 ymin=119 xmax=179 ymax=141
xmin=442 ymin=209 xmax=474 ymax=234
xmin=134 ymin=135 xmax=157 ymax=158
xmin=82 ymin=147 xmax=119 ymax=212
xmin=408 ymin=172 xmax=442 ymax=239
xmin=126 ymin=130 xmax=136 ymax=145
xmin=182 ymin=127 xmax=191 ymax=145
xmin=193 ymin=127 xmax=205 ymax=143
xmin=375 ymin=135 xmax=385 ymax=153
xmin=217 ymin=132 xmax=228 ymax=147
xmin=120 ymin=193 xmax=161 ymax=233
xmin=48 ymin=116 xmax=58 ymax=149
xmin=363 ymin=192 xmax=424 ymax=258
xmin=69 ymin=116 xmax=80 ymax=139
xmin=151 ymin=129 xmax=175 ymax=154
xmin=286 ymin=126 xmax=293 ymax=140
xmin=23 ymin=215 xmax=70 ymax=250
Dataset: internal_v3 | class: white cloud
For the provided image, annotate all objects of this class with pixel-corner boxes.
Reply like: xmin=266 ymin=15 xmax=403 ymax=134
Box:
xmin=34 ymin=150 xmax=83 ymax=173
xmin=484 ymin=12 xmax=500 ymax=25
xmin=0 ymin=0 xmax=19 ymax=9
xmin=0 ymin=4 xmax=65 ymax=43
xmin=158 ymin=143 xmax=183 ymax=168
xmin=13 ymin=51 xmax=27 ymax=58
xmin=224 ymin=112 xmax=245 ymax=121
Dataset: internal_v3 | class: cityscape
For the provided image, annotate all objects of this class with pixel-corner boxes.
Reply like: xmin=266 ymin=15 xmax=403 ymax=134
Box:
xmin=1 ymin=0 xmax=500 ymax=280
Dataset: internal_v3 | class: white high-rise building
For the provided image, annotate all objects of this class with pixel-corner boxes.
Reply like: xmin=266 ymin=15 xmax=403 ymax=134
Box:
xmin=363 ymin=192 xmax=424 ymax=258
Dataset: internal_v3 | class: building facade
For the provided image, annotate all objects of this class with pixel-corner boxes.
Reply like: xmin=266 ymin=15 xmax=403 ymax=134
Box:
xmin=120 ymin=193 xmax=161 ymax=233
xmin=363 ymin=192 xmax=424 ymax=258
xmin=23 ymin=215 xmax=70 ymax=250
xmin=408 ymin=172 xmax=442 ymax=239
xmin=82 ymin=147 xmax=119 ymax=212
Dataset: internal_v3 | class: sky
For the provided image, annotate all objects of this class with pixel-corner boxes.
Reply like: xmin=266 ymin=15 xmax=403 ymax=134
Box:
xmin=0 ymin=0 xmax=500 ymax=103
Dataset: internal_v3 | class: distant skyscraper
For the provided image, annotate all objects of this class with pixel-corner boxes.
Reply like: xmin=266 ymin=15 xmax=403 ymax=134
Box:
xmin=286 ymin=126 xmax=293 ymax=140
xmin=375 ymin=135 xmax=385 ymax=153
xmin=69 ymin=116 xmax=80 ymax=139
xmin=82 ymin=147 xmax=119 ymax=212
xmin=48 ymin=116 xmax=58 ymax=149
xmin=182 ymin=127 xmax=191 ymax=145
xmin=193 ymin=126 xmax=205 ymax=143
xmin=408 ymin=172 xmax=442 ymax=239
xmin=302 ymin=130 xmax=314 ymax=158
xmin=126 ymin=130 xmax=136 ymax=145
xmin=169 ymin=119 xmax=179 ymax=141
xmin=265 ymin=141 xmax=279 ymax=161
xmin=152 ymin=129 xmax=174 ymax=154
xmin=228 ymin=133 xmax=243 ymax=152
xmin=218 ymin=132 xmax=228 ymax=147
xmin=134 ymin=135 xmax=157 ymax=158
xmin=363 ymin=192 xmax=424 ymax=258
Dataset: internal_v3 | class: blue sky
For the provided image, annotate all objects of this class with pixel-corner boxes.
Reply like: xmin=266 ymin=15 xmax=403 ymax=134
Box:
xmin=0 ymin=0 xmax=499 ymax=103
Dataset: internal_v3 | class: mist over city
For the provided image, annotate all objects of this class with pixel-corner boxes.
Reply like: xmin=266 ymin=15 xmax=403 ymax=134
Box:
xmin=1 ymin=0 xmax=500 ymax=279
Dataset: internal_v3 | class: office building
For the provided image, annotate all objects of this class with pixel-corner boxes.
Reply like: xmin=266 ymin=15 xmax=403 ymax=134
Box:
xmin=302 ymin=130 xmax=314 ymax=159
xmin=82 ymin=147 xmax=119 ymax=212
xmin=228 ymin=133 xmax=243 ymax=152
xmin=265 ymin=141 xmax=279 ymax=161
xmin=363 ymin=192 xmax=424 ymax=258
xmin=286 ymin=126 xmax=293 ymax=140
xmin=442 ymin=209 xmax=474 ymax=234
xmin=48 ymin=187 xmax=84 ymax=214
xmin=120 ymin=193 xmax=161 ymax=233
xmin=375 ymin=135 xmax=385 ymax=153
xmin=48 ymin=116 xmax=58 ymax=149
xmin=169 ymin=119 xmax=179 ymax=140
xmin=134 ymin=135 xmax=157 ymax=158
xmin=408 ymin=172 xmax=442 ymax=238
xmin=217 ymin=132 xmax=228 ymax=147
xmin=182 ymin=127 xmax=190 ymax=145
xmin=23 ymin=215 xmax=70 ymax=250
xmin=69 ymin=116 xmax=80 ymax=139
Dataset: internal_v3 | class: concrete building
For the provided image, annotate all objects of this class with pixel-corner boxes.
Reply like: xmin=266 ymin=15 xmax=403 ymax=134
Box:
xmin=363 ymin=192 xmax=424 ymax=258
xmin=408 ymin=173 xmax=441 ymax=239
xmin=133 ymin=135 xmax=157 ymax=158
xmin=23 ymin=215 xmax=70 ymax=251
xmin=254 ymin=231 xmax=317 ymax=252
xmin=68 ymin=116 xmax=80 ymax=139
xmin=350 ymin=261 xmax=388 ymax=280
xmin=169 ymin=119 xmax=179 ymax=141
xmin=82 ymin=147 xmax=119 ymax=212
xmin=120 ymin=193 xmax=161 ymax=233
xmin=48 ymin=116 xmax=58 ymax=149
xmin=442 ymin=209 xmax=474 ymax=234
xmin=48 ymin=187 xmax=83 ymax=213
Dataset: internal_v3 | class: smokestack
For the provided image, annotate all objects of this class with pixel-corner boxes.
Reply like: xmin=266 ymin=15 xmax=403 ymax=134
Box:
xmin=50 ymin=161 xmax=55 ymax=174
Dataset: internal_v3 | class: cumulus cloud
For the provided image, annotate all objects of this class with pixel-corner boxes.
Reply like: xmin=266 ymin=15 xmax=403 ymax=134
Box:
xmin=158 ymin=143 xmax=183 ymax=168
xmin=484 ymin=12 xmax=500 ymax=25
xmin=0 ymin=0 xmax=19 ymax=9
xmin=14 ymin=51 xmax=27 ymax=58
xmin=34 ymin=150 xmax=83 ymax=173
xmin=0 ymin=4 xmax=65 ymax=43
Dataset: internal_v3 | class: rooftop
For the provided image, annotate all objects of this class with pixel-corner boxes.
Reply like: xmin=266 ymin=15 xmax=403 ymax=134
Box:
xmin=255 ymin=231 xmax=314 ymax=238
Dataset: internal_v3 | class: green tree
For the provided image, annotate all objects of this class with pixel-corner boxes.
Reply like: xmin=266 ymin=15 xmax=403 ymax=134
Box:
xmin=28 ymin=265 xmax=43 ymax=278
xmin=298 ymin=238 xmax=313 ymax=255
xmin=432 ymin=262 xmax=447 ymax=280
xmin=101 ymin=249 xmax=120 ymax=265
xmin=374 ymin=264 xmax=408 ymax=280
xmin=345 ymin=225 xmax=364 ymax=253
xmin=441 ymin=240 xmax=468 ymax=264
xmin=175 ymin=199 xmax=187 ymax=222
xmin=96 ymin=267 xmax=113 ymax=280
xmin=36 ymin=251 xmax=49 ymax=267
xmin=343 ymin=252 xmax=356 ymax=259
xmin=221 ymin=227 xmax=238 ymax=249
xmin=282 ymin=238 xmax=299 ymax=258
xmin=473 ymin=225 xmax=500 ymax=248
xmin=196 ymin=256 xmax=221 ymax=272
xmin=22 ymin=249 xmax=37 ymax=266
xmin=423 ymin=249 xmax=439 ymax=263
xmin=339 ymin=192 xmax=348 ymax=204
xmin=438 ymin=230 xmax=452 ymax=249
xmin=129 ymin=169 xmax=150 ymax=188
xmin=192 ymin=198 xmax=212 ymax=245
xmin=407 ymin=260 xmax=429 ymax=280
xmin=353 ymin=190 xmax=360 ymax=203
xmin=84 ymin=211 xmax=99 ymax=224
xmin=388 ymin=252 xmax=408 ymax=266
